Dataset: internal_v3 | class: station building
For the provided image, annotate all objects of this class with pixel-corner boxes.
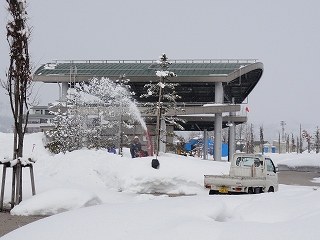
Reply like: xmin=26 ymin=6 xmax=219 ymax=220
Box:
xmin=33 ymin=59 xmax=263 ymax=160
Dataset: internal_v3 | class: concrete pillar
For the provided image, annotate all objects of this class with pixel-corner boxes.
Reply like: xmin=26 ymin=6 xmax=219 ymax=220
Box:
xmin=61 ymin=82 xmax=68 ymax=102
xmin=203 ymin=128 xmax=208 ymax=160
xmin=228 ymin=97 xmax=236 ymax=161
xmin=214 ymin=82 xmax=223 ymax=161
xmin=228 ymin=114 xmax=235 ymax=161
xmin=159 ymin=118 xmax=166 ymax=153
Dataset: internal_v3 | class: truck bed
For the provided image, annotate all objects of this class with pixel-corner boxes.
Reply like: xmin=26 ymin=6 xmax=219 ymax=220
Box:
xmin=204 ymin=174 xmax=267 ymax=190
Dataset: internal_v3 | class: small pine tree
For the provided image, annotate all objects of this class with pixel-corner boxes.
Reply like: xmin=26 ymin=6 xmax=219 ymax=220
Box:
xmin=141 ymin=54 xmax=185 ymax=155
xmin=46 ymin=108 xmax=72 ymax=154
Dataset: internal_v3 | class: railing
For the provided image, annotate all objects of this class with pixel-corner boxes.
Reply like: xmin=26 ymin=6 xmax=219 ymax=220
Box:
xmin=51 ymin=59 xmax=258 ymax=64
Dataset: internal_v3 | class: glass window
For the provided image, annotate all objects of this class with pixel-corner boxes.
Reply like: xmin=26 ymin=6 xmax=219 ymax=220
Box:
xmin=236 ymin=157 xmax=261 ymax=167
xmin=40 ymin=118 xmax=48 ymax=123
xmin=265 ymin=158 xmax=275 ymax=172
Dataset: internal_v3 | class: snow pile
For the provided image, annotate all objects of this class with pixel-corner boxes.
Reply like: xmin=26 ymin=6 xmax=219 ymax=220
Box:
xmin=0 ymin=132 xmax=320 ymax=239
xmin=271 ymin=152 xmax=320 ymax=167
xmin=11 ymin=188 xmax=101 ymax=216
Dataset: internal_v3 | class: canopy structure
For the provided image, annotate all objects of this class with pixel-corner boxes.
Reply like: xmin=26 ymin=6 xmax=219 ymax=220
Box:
xmin=34 ymin=59 xmax=263 ymax=105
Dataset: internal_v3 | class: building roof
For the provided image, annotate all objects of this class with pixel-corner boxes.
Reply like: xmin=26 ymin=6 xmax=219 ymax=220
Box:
xmin=33 ymin=59 xmax=263 ymax=104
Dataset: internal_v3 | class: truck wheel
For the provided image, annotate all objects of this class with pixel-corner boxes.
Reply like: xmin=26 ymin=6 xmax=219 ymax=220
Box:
xmin=268 ymin=186 xmax=274 ymax=192
xmin=248 ymin=187 xmax=262 ymax=194
xmin=254 ymin=187 xmax=261 ymax=194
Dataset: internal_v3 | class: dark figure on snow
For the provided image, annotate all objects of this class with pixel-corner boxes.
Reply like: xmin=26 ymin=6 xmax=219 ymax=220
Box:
xmin=130 ymin=136 xmax=142 ymax=158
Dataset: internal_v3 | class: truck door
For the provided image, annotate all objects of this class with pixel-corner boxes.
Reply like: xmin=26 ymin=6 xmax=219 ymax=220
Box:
xmin=265 ymin=158 xmax=279 ymax=191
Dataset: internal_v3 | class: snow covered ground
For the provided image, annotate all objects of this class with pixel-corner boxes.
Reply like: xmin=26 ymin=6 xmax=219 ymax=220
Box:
xmin=0 ymin=132 xmax=320 ymax=239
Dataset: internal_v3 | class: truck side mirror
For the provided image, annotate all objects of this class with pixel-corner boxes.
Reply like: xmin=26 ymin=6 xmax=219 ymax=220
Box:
xmin=275 ymin=167 xmax=279 ymax=173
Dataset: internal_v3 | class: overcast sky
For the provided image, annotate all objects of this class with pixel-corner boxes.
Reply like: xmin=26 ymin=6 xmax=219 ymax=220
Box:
xmin=1 ymin=0 xmax=320 ymax=136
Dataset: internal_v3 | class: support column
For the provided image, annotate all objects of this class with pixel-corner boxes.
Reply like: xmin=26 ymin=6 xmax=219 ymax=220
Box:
xmin=228 ymin=114 xmax=235 ymax=161
xmin=203 ymin=129 xmax=208 ymax=160
xmin=214 ymin=82 xmax=223 ymax=161
xmin=228 ymin=98 xmax=236 ymax=162
xmin=61 ymin=82 xmax=68 ymax=102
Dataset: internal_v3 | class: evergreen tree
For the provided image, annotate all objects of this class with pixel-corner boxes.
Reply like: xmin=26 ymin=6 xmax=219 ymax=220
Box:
xmin=46 ymin=108 xmax=72 ymax=154
xmin=141 ymin=54 xmax=185 ymax=155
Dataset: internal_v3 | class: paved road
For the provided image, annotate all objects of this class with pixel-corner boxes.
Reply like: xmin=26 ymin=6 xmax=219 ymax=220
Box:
xmin=0 ymin=171 xmax=320 ymax=237
xmin=278 ymin=170 xmax=320 ymax=186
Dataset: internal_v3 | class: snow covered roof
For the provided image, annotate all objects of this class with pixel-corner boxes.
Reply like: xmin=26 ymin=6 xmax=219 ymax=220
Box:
xmin=33 ymin=59 xmax=263 ymax=104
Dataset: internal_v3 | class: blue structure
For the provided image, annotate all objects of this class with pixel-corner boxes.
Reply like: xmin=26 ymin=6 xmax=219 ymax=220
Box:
xmin=211 ymin=142 xmax=228 ymax=157
xmin=184 ymin=139 xmax=228 ymax=157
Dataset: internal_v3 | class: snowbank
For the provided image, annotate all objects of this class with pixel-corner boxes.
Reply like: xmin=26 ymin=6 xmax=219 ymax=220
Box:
xmin=0 ymin=132 xmax=320 ymax=239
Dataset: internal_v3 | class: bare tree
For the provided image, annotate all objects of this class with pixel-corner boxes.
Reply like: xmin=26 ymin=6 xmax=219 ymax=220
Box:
xmin=222 ymin=128 xmax=228 ymax=144
xmin=245 ymin=123 xmax=254 ymax=153
xmin=3 ymin=0 xmax=32 ymax=157
xmin=299 ymin=124 xmax=303 ymax=153
xmin=1 ymin=0 xmax=33 ymax=205
xmin=259 ymin=125 xmax=264 ymax=154
xmin=236 ymin=123 xmax=246 ymax=152
xmin=302 ymin=130 xmax=312 ymax=153
xmin=278 ymin=132 xmax=281 ymax=154
xmin=286 ymin=134 xmax=290 ymax=153
xmin=291 ymin=134 xmax=296 ymax=153
xmin=315 ymin=126 xmax=320 ymax=154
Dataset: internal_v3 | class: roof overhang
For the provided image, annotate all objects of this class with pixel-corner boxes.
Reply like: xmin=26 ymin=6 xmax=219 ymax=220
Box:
xmin=33 ymin=59 xmax=263 ymax=104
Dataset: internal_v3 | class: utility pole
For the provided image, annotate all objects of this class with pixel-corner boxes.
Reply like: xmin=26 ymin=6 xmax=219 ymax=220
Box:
xmin=280 ymin=121 xmax=286 ymax=142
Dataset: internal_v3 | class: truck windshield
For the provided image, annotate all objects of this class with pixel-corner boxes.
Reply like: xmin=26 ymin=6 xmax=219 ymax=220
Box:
xmin=236 ymin=157 xmax=261 ymax=167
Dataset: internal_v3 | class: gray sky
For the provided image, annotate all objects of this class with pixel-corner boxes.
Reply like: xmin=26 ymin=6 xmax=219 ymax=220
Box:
xmin=1 ymin=0 xmax=320 ymax=137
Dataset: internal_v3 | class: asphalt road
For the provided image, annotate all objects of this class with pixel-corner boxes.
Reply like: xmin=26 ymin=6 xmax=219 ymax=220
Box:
xmin=0 ymin=170 xmax=319 ymax=237
xmin=278 ymin=170 xmax=320 ymax=187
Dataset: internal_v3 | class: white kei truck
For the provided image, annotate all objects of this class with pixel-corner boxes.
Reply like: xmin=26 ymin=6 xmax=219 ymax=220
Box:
xmin=204 ymin=153 xmax=279 ymax=194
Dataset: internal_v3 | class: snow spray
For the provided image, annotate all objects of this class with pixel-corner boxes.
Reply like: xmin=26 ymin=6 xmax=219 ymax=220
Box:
xmin=129 ymin=101 xmax=147 ymax=131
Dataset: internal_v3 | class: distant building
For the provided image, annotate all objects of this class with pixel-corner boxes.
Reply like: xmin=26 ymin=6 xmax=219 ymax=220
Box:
xmin=253 ymin=141 xmax=276 ymax=154
xmin=25 ymin=106 xmax=54 ymax=133
xmin=272 ymin=140 xmax=287 ymax=154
